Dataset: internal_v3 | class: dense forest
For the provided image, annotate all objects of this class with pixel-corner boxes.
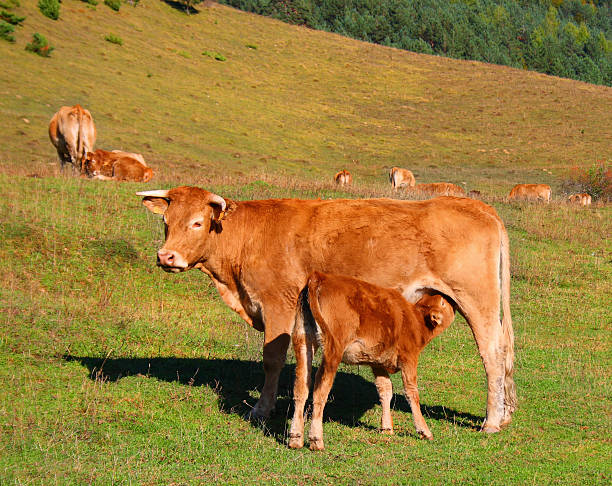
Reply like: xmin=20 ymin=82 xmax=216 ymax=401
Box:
xmin=218 ymin=0 xmax=612 ymax=86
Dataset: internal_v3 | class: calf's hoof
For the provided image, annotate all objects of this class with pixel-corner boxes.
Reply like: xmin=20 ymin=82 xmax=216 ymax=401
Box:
xmin=417 ymin=430 xmax=433 ymax=441
xmin=288 ymin=434 xmax=304 ymax=449
xmin=481 ymin=423 xmax=501 ymax=434
xmin=381 ymin=428 xmax=394 ymax=435
xmin=309 ymin=437 xmax=325 ymax=451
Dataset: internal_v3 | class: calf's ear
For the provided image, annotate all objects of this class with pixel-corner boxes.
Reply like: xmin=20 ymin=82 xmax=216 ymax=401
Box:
xmin=137 ymin=190 xmax=170 ymax=215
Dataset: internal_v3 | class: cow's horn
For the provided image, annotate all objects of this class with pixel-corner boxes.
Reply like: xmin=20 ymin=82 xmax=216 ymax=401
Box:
xmin=136 ymin=190 xmax=170 ymax=198
xmin=208 ymin=193 xmax=226 ymax=211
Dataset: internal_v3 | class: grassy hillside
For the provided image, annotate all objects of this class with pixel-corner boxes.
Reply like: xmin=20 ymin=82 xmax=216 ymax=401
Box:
xmin=1 ymin=0 xmax=611 ymax=194
xmin=1 ymin=1 xmax=611 ymax=484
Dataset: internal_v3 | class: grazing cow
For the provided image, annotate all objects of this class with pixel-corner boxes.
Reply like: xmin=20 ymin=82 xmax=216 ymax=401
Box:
xmin=568 ymin=193 xmax=591 ymax=206
xmin=389 ymin=167 xmax=416 ymax=190
xmin=508 ymin=184 xmax=551 ymax=203
xmin=84 ymin=150 xmax=153 ymax=182
xmin=48 ymin=105 xmax=96 ymax=171
xmin=289 ymin=272 xmax=455 ymax=450
xmin=334 ymin=170 xmax=352 ymax=186
xmin=137 ymin=186 xmax=516 ymax=433
xmin=413 ymin=182 xmax=466 ymax=197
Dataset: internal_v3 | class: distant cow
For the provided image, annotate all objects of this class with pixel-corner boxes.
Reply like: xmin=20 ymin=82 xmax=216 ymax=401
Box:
xmin=568 ymin=193 xmax=591 ymax=206
xmin=508 ymin=184 xmax=551 ymax=203
xmin=48 ymin=105 xmax=96 ymax=171
xmin=84 ymin=149 xmax=153 ymax=182
xmin=389 ymin=167 xmax=416 ymax=190
xmin=334 ymin=170 xmax=352 ymax=186
xmin=413 ymin=182 xmax=465 ymax=197
xmin=289 ymin=272 xmax=455 ymax=451
xmin=138 ymin=186 xmax=516 ymax=433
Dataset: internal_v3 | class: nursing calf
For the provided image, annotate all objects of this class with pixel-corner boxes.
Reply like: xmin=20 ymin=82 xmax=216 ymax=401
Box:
xmin=289 ymin=272 xmax=455 ymax=451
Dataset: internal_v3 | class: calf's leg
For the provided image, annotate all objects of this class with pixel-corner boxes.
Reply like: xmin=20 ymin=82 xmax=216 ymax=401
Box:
xmin=400 ymin=359 xmax=433 ymax=440
xmin=372 ymin=366 xmax=393 ymax=434
xmin=308 ymin=355 xmax=341 ymax=451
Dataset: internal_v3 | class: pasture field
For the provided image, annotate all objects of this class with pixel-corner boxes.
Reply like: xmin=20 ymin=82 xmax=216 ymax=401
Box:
xmin=1 ymin=1 xmax=611 ymax=485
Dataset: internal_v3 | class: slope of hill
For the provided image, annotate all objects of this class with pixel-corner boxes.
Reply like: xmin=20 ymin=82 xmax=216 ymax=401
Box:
xmin=1 ymin=0 xmax=610 ymax=195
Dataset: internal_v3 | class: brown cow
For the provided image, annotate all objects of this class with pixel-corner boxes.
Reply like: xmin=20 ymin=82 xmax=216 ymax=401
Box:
xmin=413 ymin=182 xmax=466 ymax=197
xmin=508 ymin=184 xmax=551 ymax=203
xmin=84 ymin=150 xmax=153 ymax=182
xmin=48 ymin=105 xmax=97 ymax=171
xmin=289 ymin=272 xmax=455 ymax=450
xmin=568 ymin=193 xmax=591 ymax=206
xmin=389 ymin=167 xmax=416 ymax=190
xmin=334 ymin=170 xmax=352 ymax=186
xmin=137 ymin=186 xmax=516 ymax=433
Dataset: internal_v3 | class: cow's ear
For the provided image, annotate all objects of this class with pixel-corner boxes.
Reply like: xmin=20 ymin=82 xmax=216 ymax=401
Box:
xmin=207 ymin=193 xmax=227 ymax=222
xmin=138 ymin=190 xmax=171 ymax=215
xmin=142 ymin=196 xmax=169 ymax=215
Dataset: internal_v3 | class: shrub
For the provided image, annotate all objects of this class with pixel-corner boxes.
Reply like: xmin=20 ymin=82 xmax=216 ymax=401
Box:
xmin=25 ymin=32 xmax=54 ymax=57
xmin=38 ymin=0 xmax=59 ymax=20
xmin=562 ymin=162 xmax=611 ymax=201
xmin=82 ymin=0 xmax=98 ymax=5
xmin=104 ymin=0 xmax=121 ymax=11
xmin=104 ymin=33 xmax=123 ymax=45
xmin=203 ymin=50 xmax=226 ymax=61
xmin=0 ymin=19 xmax=14 ymax=42
xmin=0 ymin=9 xmax=25 ymax=24
xmin=0 ymin=0 xmax=20 ymax=8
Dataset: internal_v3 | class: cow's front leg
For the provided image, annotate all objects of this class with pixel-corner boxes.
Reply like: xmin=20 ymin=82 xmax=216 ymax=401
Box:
xmin=250 ymin=306 xmax=295 ymax=420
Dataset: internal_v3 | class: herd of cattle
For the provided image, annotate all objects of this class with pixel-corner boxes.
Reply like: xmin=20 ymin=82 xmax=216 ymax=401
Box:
xmin=47 ymin=103 xmax=594 ymax=451
xmin=50 ymin=104 xmax=591 ymax=205
xmin=338 ymin=166 xmax=592 ymax=205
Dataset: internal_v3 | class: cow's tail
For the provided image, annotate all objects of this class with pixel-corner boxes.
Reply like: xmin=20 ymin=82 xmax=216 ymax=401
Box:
xmin=500 ymin=222 xmax=517 ymax=420
xmin=76 ymin=105 xmax=86 ymax=172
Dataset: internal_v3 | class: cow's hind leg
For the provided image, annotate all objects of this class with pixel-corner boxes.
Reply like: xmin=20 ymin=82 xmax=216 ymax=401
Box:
xmin=288 ymin=327 xmax=314 ymax=449
xmin=464 ymin=308 xmax=507 ymax=433
xmin=372 ymin=366 xmax=393 ymax=434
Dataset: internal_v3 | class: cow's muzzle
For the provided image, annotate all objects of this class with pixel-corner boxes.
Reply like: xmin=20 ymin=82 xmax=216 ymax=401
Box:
xmin=157 ymin=249 xmax=188 ymax=273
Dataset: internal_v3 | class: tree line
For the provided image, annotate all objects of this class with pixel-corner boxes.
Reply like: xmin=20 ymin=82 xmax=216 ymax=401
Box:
xmin=218 ymin=0 xmax=612 ymax=86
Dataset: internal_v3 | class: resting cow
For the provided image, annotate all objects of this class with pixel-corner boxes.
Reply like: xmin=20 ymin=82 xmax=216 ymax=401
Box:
xmin=389 ymin=167 xmax=416 ymax=190
xmin=334 ymin=170 xmax=352 ymax=186
xmin=508 ymin=184 xmax=551 ymax=203
xmin=289 ymin=272 xmax=455 ymax=450
xmin=84 ymin=150 xmax=153 ymax=182
xmin=48 ymin=104 xmax=97 ymax=171
xmin=413 ymin=182 xmax=465 ymax=197
xmin=568 ymin=193 xmax=591 ymax=206
xmin=137 ymin=186 xmax=516 ymax=433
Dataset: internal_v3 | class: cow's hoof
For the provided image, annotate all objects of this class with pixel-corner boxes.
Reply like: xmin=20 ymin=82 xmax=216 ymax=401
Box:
xmin=381 ymin=428 xmax=394 ymax=435
xmin=417 ymin=430 xmax=433 ymax=441
xmin=247 ymin=405 xmax=271 ymax=422
xmin=309 ymin=438 xmax=325 ymax=451
xmin=288 ymin=434 xmax=304 ymax=449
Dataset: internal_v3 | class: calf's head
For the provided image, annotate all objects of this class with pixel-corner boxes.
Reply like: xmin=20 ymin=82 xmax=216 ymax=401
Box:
xmin=416 ymin=294 xmax=455 ymax=331
xmin=138 ymin=186 xmax=227 ymax=273
xmin=83 ymin=152 xmax=101 ymax=176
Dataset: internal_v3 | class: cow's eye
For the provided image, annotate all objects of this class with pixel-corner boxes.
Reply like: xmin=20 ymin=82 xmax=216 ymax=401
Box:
xmin=191 ymin=221 xmax=203 ymax=229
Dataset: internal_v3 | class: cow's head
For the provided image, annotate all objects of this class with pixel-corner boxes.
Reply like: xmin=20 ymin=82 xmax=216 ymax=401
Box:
xmin=138 ymin=186 xmax=227 ymax=273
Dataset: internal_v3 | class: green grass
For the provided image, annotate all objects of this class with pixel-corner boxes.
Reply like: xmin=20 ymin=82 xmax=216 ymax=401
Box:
xmin=0 ymin=0 xmax=611 ymax=484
